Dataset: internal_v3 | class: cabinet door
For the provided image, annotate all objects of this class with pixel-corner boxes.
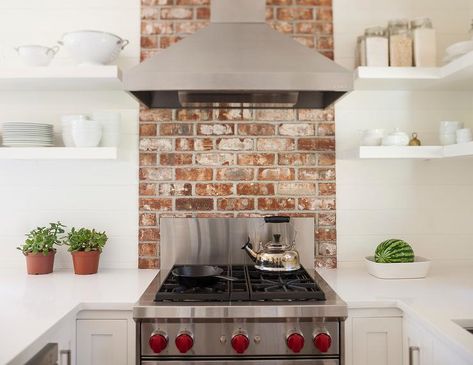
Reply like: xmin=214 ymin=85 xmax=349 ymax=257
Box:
xmin=352 ymin=317 xmax=403 ymax=365
xmin=404 ymin=319 xmax=433 ymax=365
xmin=76 ymin=319 xmax=128 ymax=365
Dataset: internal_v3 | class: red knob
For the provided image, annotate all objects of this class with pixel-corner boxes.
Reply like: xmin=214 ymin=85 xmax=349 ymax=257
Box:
xmin=149 ymin=332 xmax=168 ymax=353
xmin=175 ymin=333 xmax=194 ymax=353
xmin=313 ymin=333 xmax=332 ymax=353
xmin=231 ymin=334 xmax=250 ymax=354
xmin=287 ymin=333 xmax=305 ymax=353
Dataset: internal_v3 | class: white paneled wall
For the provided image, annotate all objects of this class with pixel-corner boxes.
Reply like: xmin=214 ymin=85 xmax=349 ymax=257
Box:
xmin=0 ymin=0 xmax=140 ymax=269
xmin=334 ymin=0 xmax=473 ymax=262
xmin=0 ymin=0 xmax=140 ymax=69
xmin=0 ymin=91 xmax=139 ymax=269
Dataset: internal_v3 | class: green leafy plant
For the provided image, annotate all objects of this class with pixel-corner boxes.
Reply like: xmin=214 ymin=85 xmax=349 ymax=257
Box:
xmin=65 ymin=227 xmax=108 ymax=252
xmin=17 ymin=222 xmax=66 ymax=255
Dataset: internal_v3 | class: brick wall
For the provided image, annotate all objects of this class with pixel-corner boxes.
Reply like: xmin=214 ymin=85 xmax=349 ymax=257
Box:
xmin=139 ymin=0 xmax=336 ymax=269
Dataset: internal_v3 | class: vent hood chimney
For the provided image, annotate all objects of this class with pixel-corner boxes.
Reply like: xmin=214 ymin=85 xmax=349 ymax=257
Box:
xmin=122 ymin=0 xmax=353 ymax=109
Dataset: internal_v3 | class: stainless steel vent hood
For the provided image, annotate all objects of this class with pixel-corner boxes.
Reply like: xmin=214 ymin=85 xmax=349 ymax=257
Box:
xmin=123 ymin=0 xmax=353 ymax=109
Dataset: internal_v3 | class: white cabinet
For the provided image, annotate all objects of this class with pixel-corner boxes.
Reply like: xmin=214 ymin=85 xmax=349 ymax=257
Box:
xmin=76 ymin=311 xmax=135 ymax=365
xmin=404 ymin=316 xmax=472 ymax=365
xmin=345 ymin=308 xmax=403 ymax=365
xmin=49 ymin=319 xmax=75 ymax=365
xmin=352 ymin=317 xmax=403 ymax=365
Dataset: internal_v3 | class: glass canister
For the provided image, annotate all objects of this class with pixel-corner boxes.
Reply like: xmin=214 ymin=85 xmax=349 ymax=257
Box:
xmin=411 ymin=17 xmax=436 ymax=67
xmin=388 ymin=19 xmax=413 ymax=67
xmin=355 ymin=35 xmax=367 ymax=67
xmin=364 ymin=26 xmax=389 ymax=67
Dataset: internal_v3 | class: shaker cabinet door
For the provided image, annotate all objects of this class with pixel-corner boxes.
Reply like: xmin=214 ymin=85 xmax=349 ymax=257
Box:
xmin=352 ymin=317 xmax=403 ymax=365
xmin=76 ymin=319 xmax=128 ymax=365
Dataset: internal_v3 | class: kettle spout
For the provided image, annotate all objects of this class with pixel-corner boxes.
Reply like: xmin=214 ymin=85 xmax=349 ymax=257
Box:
xmin=242 ymin=237 xmax=258 ymax=262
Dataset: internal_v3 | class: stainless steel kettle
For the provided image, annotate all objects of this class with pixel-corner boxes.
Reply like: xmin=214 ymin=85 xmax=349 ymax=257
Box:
xmin=242 ymin=216 xmax=300 ymax=272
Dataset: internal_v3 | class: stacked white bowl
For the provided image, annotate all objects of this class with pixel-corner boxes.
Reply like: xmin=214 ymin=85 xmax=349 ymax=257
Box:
xmin=61 ymin=114 xmax=86 ymax=147
xmin=456 ymin=128 xmax=473 ymax=144
xmin=92 ymin=111 xmax=121 ymax=147
xmin=61 ymin=114 xmax=102 ymax=147
xmin=360 ymin=129 xmax=384 ymax=146
xmin=439 ymin=121 xmax=463 ymax=145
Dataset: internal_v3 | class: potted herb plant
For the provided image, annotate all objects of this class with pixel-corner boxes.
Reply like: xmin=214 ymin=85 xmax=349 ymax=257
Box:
xmin=17 ymin=222 xmax=65 ymax=275
xmin=65 ymin=227 xmax=108 ymax=275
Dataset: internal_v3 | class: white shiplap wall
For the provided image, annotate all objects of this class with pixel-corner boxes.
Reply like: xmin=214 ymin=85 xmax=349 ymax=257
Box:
xmin=334 ymin=0 xmax=473 ymax=262
xmin=0 ymin=0 xmax=140 ymax=269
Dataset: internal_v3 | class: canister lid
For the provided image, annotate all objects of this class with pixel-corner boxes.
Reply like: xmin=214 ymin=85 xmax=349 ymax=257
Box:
xmin=410 ymin=17 xmax=433 ymax=29
xmin=364 ymin=26 xmax=387 ymax=37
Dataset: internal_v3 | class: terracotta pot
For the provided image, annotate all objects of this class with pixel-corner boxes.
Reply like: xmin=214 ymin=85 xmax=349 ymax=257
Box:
xmin=71 ymin=250 xmax=101 ymax=275
xmin=25 ymin=250 xmax=56 ymax=275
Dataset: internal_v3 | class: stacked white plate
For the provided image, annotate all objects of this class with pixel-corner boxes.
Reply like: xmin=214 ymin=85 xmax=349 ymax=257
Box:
xmin=2 ymin=122 xmax=54 ymax=147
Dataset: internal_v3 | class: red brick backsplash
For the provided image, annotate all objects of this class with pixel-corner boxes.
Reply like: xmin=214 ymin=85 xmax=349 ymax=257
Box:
xmin=139 ymin=0 xmax=335 ymax=269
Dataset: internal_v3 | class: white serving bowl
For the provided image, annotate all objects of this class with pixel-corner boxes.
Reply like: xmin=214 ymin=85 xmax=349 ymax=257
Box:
xmin=360 ymin=129 xmax=384 ymax=146
xmin=59 ymin=30 xmax=129 ymax=65
xmin=71 ymin=119 xmax=102 ymax=147
xmin=365 ymin=256 xmax=431 ymax=279
xmin=445 ymin=41 xmax=473 ymax=60
xmin=15 ymin=45 xmax=59 ymax=67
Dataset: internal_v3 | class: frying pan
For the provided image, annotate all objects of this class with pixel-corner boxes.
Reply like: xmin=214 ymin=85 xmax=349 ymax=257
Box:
xmin=172 ymin=265 xmax=238 ymax=287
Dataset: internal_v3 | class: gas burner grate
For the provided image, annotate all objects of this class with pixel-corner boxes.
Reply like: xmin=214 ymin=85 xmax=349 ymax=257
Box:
xmin=246 ymin=266 xmax=326 ymax=301
xmin=154 ymin=265 xmax=325 ymax=303
xmin=154 ymin=265 xmax=249 ymax=302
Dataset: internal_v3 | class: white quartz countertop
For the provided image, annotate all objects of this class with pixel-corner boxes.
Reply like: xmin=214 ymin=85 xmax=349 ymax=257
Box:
xmin=317 ymin=261 xmax=473 ymax=361
xmin=0 ymin=268 xmax=158 ymax=365
xmin=3 ymin=264 xmax=473 ymax=364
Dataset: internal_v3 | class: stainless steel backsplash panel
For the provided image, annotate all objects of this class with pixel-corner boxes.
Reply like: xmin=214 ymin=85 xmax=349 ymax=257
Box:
xmin=160 ymin=218 xmax=314 ymax=271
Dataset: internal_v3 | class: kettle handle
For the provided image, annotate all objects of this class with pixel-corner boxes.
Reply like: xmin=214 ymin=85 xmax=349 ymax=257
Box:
xmin=264 ymin=216 xmax=290 ymax=223
xmin=242 ymin=237 xmax=252 ymax=250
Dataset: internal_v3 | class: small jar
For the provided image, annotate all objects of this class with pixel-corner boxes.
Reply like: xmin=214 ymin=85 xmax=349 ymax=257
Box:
xmin=355 ymin=35 xmax=367 ymax=67
xmin=388 ymin=19 xmax=413 ymax=67
xmin=411 ymin=17 xmax=436 ymax=67
xmin=364 ymin=27 xmax=389 ymax=67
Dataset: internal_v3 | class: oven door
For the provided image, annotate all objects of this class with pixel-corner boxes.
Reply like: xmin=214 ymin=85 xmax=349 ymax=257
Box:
xmin=143 ymin=361 xmax=339 ymax=365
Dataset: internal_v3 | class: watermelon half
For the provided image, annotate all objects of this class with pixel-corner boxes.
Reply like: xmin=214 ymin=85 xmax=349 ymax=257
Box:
xmin=374 ymin=239 xmax=415 ymax=263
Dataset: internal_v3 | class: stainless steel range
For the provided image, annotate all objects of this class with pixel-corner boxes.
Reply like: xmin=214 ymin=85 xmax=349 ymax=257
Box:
xmin=134 ymin=218 xmax=347 ymax=365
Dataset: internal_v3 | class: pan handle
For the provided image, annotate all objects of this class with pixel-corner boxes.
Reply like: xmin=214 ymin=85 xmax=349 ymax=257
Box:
xmin=264 ymin=216 xmax=290 ymax=223
xmin=214 ymin=275 xmax=240 ymax=282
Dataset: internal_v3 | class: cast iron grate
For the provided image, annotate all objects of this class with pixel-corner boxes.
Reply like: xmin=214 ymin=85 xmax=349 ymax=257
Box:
xmin=154 ymin=265 xmax=249 ymax=302
xmin=154 ymin=265 xmax=325 ymax=302
xmin=246 ymin=265 xmax=326 ymax=301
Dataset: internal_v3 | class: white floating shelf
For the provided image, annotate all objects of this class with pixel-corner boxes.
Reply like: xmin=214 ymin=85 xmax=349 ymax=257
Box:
xmin=359 ymin=142 xmax=473 ymax=159
xmin=359 ymin=146 xmax=443 ymax=159
xmin=444 ymin=142 xmax=473 ymax=157
xmin=0 ymin=147 xmax=117 ymax=160
xmin=354 ymin=51 xmax=473 ymax=91
xmin=0 ymin=65 xmax=123 ymax=91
